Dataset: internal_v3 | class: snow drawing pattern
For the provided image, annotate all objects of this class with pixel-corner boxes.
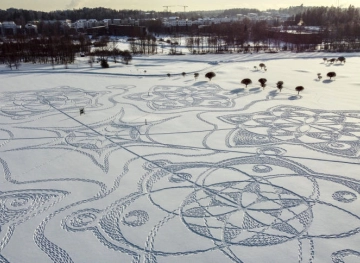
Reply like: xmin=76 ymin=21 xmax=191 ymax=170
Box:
xmin=124 ymin=83 xmax=242 ymax=110
xmin=62 ymin=148 xmax=360 ymax=262
xmin=0 ymin=86 xmax=107 ymax=120
xmin=0 ymin=84 xmax=360 ymax=263
xmin=219 ymin=105 xmax=360 ymax=159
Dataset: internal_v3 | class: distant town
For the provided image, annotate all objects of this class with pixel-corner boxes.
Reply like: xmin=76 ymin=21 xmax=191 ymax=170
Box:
xmin=0 ymin=10 xmax=295 ymax=36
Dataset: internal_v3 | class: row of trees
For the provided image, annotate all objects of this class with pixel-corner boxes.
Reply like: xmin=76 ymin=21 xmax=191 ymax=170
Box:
xmin=0 ymin=35 xmax=80 ymax=68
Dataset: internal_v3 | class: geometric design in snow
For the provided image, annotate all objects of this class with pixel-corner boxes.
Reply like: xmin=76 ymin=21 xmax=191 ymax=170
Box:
xmin=0 ymin=86 xmax=107 ymax=120
xmin=219 ymin=105 xmax=360 ymax=158
xmin=124 ymin=84 xmax=237 ymax=110
xmin=63 ymin=148 xmax=360 ymax=262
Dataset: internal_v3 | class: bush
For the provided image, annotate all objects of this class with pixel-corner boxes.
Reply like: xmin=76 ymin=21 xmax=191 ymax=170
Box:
xmin=100 ymin=59 xmax=109 ymax=68
xmin=194 ymin=73 xmax=199 ymax=80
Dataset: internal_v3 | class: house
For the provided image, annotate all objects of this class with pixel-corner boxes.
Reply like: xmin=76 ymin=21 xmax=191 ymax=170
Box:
xmin=1 ymin=21 xmax=19 ymax=36
xmin=25 ymin=23 xmax=38 ymax=34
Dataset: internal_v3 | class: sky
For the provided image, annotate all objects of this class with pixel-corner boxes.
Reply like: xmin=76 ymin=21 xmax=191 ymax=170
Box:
xmin=0 ymin=0 xmax=359 ymax=12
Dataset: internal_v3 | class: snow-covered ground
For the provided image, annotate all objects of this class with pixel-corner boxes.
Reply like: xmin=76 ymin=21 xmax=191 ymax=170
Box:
xmin=0 ymin=52 xmax=359 ymax=263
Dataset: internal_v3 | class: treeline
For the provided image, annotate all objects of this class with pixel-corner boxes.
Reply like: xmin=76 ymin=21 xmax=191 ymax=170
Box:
xmin=0 ymin=35 xmax=90 ymax=68
xmin=294 ymin=6 xmax=360 ymax=50
xmin=0 ymin=34 xmax=138 ymax=69
xmin=295 ymin=5 xmax=360 ymax=26
xmin=0 ymin=7 xmax=271 ymax=24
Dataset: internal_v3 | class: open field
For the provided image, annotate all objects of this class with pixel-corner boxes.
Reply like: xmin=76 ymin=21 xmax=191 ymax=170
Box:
xmin=0 ymin=52 xmax=359 ymax=262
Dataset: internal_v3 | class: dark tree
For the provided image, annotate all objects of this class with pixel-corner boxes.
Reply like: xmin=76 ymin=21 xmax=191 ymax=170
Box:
xmin=258 ymin=78 xmax=267 ymax=89
xmin=205 ymin=72 xmax=216 ymax=81
xmin=182 ymin=72 xmax=186 ymax=77
xmin=259 ymin=63 xmax=266 ymax=70
xmin=338 ymin=56 xmax=346 ymax=63
xmin=276 ymin=81 xmax=284 ymax=92
xmin=121 ymin=50 xmax=132 ymax=65
xmin=241 ymin=78 xmax=252 ymax=88
xmin=327 ymin=72 xmax=336 ymax=80
xmin=317 ymin=73 xmax=322 ymax=80
xmin=329 ymin=58 xmax=336 ymax=64
xmin=194 ymin=73 xmax=199 ymax=80
xmin=295 ymin=86 xmax=304 ymax=95
xmin=100 ymin=59 xmax=109 ymax=68
xmin=323 ymin=58 xmax=327 ymax=63
xmin=167 ymin=73 xmax=171 ymax=77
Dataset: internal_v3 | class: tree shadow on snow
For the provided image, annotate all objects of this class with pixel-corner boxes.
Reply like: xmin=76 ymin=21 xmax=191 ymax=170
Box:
xmin=249 ymin=87 xmax=260 ymax=92
xmin=193 ymin=81 xmax=208 ymax=86
xmin=323 ymin=79 xmax=334 ymax=84
xmin=288 ymin=95 xmax=301 ymax=100
xmin=268 ymin=90 xmax=278 ymax=96
xmin=230 ymin=88 xmax=245 ymax=94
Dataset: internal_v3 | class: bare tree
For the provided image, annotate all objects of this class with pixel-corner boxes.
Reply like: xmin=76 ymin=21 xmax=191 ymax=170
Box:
xmin=241 ymin=78 xmax=252 ymax=88
xmin=317 ymin=73 xmax=322 ymax=80
xmin=4 ymin=52 xmax=20 ymax=70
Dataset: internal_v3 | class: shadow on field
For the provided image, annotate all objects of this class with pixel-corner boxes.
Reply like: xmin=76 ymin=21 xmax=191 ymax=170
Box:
xmin=288 ymin=95 xmax=301 ymax=100
xmin=249 ymin=87 xmax=260 ymax=92
xmin=193 ymin=81 xmax=208 ymax=86
xmin=230 ymin=88 xmax=245 ymax=94
xmin=268 ymin=90 xmax=279 ymax=96
xmin=323 ymin=79 xmax=334 ymax=84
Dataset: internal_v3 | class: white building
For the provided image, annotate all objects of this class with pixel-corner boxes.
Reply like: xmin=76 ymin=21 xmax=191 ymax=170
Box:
xmin=73 ymin=19 xmax=87 ymax=29
xmin=1 ymin=21 xmax=18 ymax=35
xmin=103 ymin=19 xmax=112 ymax=25
xmin=25 ymin=23 xmax=38 ymax=34
xmin=113 ymin=19 xmax=121 ymax=25
xmin=87 ymin=19 xmax=98 ymax=27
